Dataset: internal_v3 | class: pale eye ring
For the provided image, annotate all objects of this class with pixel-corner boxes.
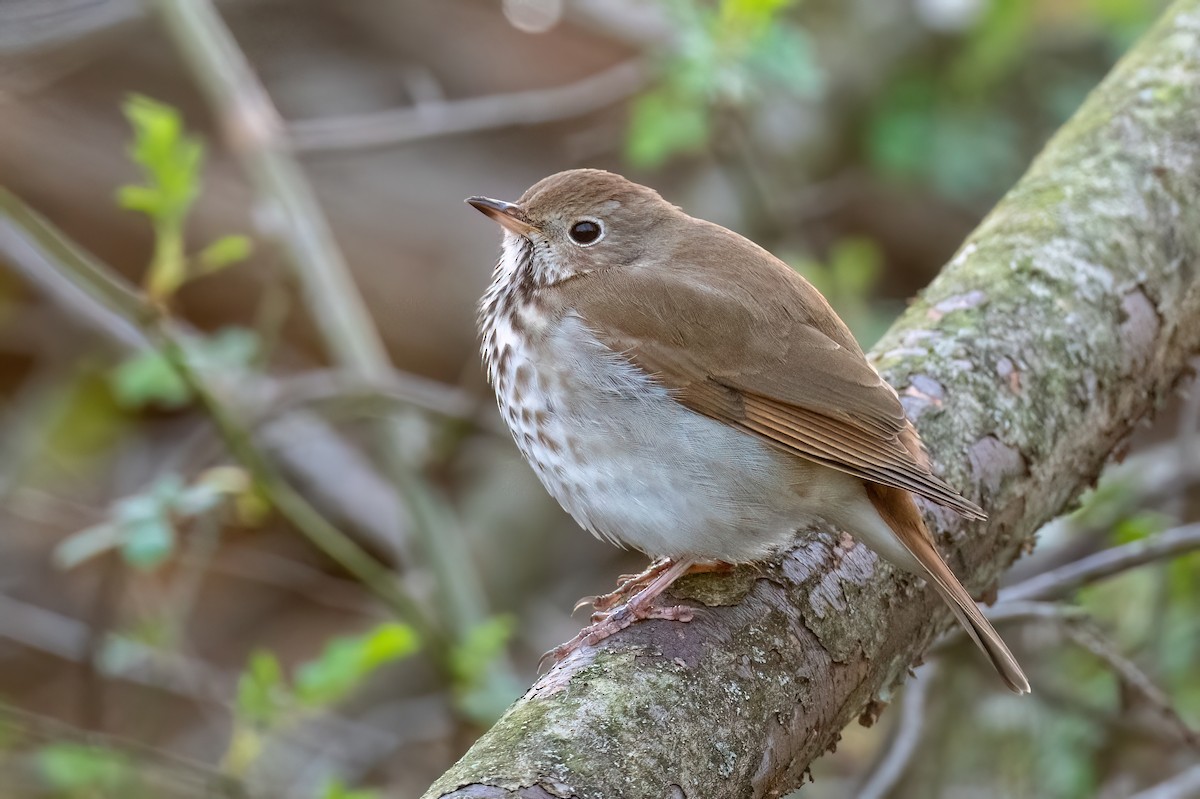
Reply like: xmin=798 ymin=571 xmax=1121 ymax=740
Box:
xmin=568 ymin=219 xmax=604 ymax=246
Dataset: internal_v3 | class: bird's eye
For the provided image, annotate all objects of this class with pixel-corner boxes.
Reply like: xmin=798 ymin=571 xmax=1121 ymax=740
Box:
xmin=568 ymin=219 xmax=603 ymax=246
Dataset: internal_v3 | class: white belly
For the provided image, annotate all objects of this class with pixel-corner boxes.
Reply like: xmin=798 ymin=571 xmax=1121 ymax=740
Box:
xmin=488 ymin=312 xmax=850 ymax=561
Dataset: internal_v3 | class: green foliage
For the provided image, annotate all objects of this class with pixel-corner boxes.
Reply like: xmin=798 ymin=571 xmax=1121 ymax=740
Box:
xmin=54 ymin=467 xmax=256 ymax=572
xmin=117 ymin=94 xmax=252 ymax=303
xmin=235 ymin=624 xmax=419 ymax=720
xmin=38 ymin=744 xmax=135 ymax=795
xmin=865 ymin=0 xmax=1163 ymax=202
xmin=319 ymin=779 xmax=380 ymax=799
xmin=295 ymin=623 xmax=419 ymax=706
xmin=448 ymin=615 xmax=517 ymax=721
xmin=224 ymin=624 xmax=418 ymax=784
xmin=108 ymin=350 xmax=190 ymax=410
xmin=108 ymin=326 xmax=260 ymax=410
xmin=236 ymin=650 xmax=289 ymax=728
xmin=627 ymin=0 xmax=821 ymax=167
xmin=867 ymin=76 xmax=1021 ymax=201
xmin=1111 ymin=509 xmax=1171 ymax=544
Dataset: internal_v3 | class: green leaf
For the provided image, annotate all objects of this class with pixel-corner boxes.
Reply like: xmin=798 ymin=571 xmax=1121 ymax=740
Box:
xmin=119 ymin=514 xmax=175 ymax=570
xmin=320 ymin=779 xmax=379 ymax=799
xmin=189 ymin=327 xmax=261 ymax=373
xmin=53 ymin=522 xmax=124 ymax=570
xmin=115 ymin=184 xmax=164 ymax=216
xmin=828 ymin=238 xmax=882 ymax=296
xmin=236 ymin=650 xmax=289 ymax=728
xmin=449 ymin=615 xmax=515 ymax=690
xmin=196 ymin=234 xmax=253 ymax=273
xmin=38 ymin=744 xmax=134 ymax=791
xmin=295 ymin=623 xmax=419 ymax=707
xmin=121 ymin=94 xmax=204 ymax=226
xmin=1112 ymin=510 xmax=1170 ymax=544
xmin=626 ymin=89 xmax=711 ymax=168
xmin=108 ymin=350 xmax=191 ymax=410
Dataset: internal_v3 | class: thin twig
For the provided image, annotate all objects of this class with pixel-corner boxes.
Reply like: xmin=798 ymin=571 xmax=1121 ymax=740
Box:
xmin=985 ymin=600 xmax=1199 ymax=751
xmin=258 ymin=368 xmax=489 ymax=430
xmin=0 ymin=704 xmax=250 ymax=799
xmin=288 ymin=60 xmax=648 ymax=153
xmin=1000 ymin=523 xmax=1200 ymax=603
xmin=1059 ymin=621 xmax=1200 ymax=751
xmin=855 ymin=663 xmax=939 ymax=799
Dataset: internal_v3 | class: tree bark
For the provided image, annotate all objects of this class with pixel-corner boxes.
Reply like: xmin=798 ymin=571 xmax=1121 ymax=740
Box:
xmin=423 ymin=2 xmax=1200 ymax=797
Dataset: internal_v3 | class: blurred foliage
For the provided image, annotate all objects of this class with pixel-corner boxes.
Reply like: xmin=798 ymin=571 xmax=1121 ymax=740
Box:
xmin=117 ymin=94 xmax=252 ymax=302
xmin=448 ymin=615 xmax=517 ymax=721
xmin=108 ymin=327 xmax=260 ymax=410
xmin=54 ymin=467 xmax=260 ymax=572
xmin=627 ymin=0 xmax=822 ymax=167
xmin=38 ymin=744 xmax=137 ymax=797
xmin=226 ymin=623 xmax=418 ymax=780
xmin=865 ymin=0 xmax=1164 ymax=201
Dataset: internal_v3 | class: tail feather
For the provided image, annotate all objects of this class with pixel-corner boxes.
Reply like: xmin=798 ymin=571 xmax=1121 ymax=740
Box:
xmin=866 ymin=483 xmax=1030 ymax=695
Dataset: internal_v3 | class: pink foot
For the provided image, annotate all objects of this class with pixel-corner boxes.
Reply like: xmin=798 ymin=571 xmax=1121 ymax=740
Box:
xmin=542 ymin=558 xmax=699 ymax=669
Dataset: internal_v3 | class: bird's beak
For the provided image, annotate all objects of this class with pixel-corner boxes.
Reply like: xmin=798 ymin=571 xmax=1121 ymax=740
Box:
xmin=466 ymin=196 xmax=537 ymax=237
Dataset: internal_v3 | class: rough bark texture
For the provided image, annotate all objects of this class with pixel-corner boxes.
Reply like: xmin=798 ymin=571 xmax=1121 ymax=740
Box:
xmin=424 ymin=3 xmax=1200 ymax=797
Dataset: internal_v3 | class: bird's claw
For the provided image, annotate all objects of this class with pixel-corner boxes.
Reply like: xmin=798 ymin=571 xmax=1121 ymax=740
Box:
xmin=538 ymin=602 xmax=695 ymax=671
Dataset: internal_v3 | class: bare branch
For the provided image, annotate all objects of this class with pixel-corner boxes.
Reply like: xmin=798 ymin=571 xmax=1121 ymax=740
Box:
xmin=1000 ymin=523 xmax=1200 ymax=603
xmin=1058 ymin=621 xmax=1200 ymax=751
xmin=855 ymin=664 xmax=939 ymax=799
xmin=288 ymin=60 xmax=649 ymax=154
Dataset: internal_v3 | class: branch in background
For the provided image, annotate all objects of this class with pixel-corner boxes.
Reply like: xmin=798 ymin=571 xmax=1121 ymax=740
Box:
xmin=287 ymin=60 xmax=648 ymax=153
xmin=0 ymin=704 xmax=248 ymax=799
xmin=855 ymin=663 xmax=939 ymax=799
xmin=1057 ymin=620 xmax=1200 ymax=751
xmin=1000 ymin=523 xmax=1200 ymax=603
xmin=0 ymin=186 xmax=412 ymax=565
xmin=0 ymin=186 xmax=445 ymax=662
xmin=157 ymin=329 xmax=451 ymax=663
xmin=0 ymin=593 xmax=424 ymax=795
xmin=142 ymin=1 xmax=511 ymax=696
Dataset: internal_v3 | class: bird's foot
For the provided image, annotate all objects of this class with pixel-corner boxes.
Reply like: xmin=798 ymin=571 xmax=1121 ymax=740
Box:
xmin=540 ymin=601 xmax=695 ymax=670
xmin=543 ymin=558 xmax=699 ymax=670
xmin=573 ymin=557 xmax=674 ymax=615
xmin=573 ymin=558 xmax=734 ymax=615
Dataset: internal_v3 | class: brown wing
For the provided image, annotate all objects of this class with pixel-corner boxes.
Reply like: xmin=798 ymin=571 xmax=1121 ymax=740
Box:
xmin=556 ymin=230 xmax=985 ymax=520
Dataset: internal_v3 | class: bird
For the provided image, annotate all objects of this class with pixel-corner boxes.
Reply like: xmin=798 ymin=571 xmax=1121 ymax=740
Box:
xmin=467 ymin=168 xmax=1029 ymax=694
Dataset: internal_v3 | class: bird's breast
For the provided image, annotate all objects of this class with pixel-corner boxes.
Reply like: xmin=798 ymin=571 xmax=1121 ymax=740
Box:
xmin=479 ymin=301 xmax=814 ymax=560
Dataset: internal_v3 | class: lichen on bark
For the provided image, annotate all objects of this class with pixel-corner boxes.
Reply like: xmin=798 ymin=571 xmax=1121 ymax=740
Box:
xmin=425 ymin=2 xmax=1200 ymax=797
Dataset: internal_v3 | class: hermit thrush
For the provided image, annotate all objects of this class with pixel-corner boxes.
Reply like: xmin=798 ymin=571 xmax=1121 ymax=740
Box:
xmin=468 ymin=169 xmax=1029 ymax=694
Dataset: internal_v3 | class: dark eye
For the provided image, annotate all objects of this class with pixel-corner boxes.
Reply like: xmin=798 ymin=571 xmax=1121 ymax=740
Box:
xmin=568 ymin=219 xmax=603 ymax=246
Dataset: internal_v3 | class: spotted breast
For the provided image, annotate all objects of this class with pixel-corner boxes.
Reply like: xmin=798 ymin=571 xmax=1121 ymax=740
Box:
xmin=478 ymin=233 xmax=837 ymax=562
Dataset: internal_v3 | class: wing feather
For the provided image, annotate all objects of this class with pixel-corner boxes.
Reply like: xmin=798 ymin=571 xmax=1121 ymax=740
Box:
xmin=550 ymin=223 xmax=985 ymax=520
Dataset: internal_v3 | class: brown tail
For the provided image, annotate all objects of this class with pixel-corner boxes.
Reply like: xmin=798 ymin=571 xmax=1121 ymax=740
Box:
xmin=867 ymin=484 xmax=1030 ymax=695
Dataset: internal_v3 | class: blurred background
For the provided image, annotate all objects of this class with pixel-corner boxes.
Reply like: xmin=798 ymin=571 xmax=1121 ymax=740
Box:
xmin=1 ymin=0 xmax=1198 ymax=797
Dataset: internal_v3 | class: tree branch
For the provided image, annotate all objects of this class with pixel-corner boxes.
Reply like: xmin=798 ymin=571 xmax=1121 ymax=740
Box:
xmin=1000 ymin=523 xmax=1200 ymax=603
xmin=423 ymin=2 xmax=1200 ymax=795
xmin=288 ymin=60 xmax=648 ymax=154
